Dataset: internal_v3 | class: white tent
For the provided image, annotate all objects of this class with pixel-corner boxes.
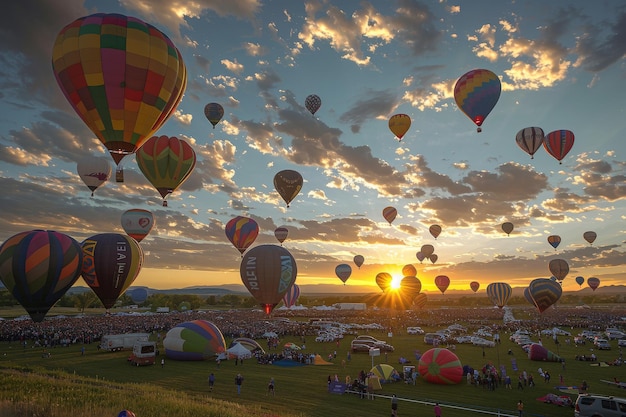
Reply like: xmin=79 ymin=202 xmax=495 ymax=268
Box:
xmin=226 ymin=342 xmax=252 ymax=359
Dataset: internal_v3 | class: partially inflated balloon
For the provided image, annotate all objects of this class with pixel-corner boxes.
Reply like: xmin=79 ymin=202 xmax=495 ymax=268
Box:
xmin=501 ymin=222 xmax=514 ymax=236
xmin=470 ymin=281 xmax=480 ymax=293
xmin=418 ymin=348 xmax=463 ymax=384
xmin=587 ymin=277 xmax=600 ymax=291
xmin=454 ymin=69 xmax=501 ymax=132
xmin=0 ymin=230 xmax=83 ymax=322
xmin=575 ymin=276 xmax=584 ymax=287
xmin=547 ymin=235 xmax=561 ymax=250
xmin=382 ymin=206 xmax=397 ymax=225
xmin=388 ymin=114 xmax=411 ymax=140
xmin=81 ymin=233 xmax=143 ymax=309
xmin=274 ymin=227 xmax=289 ymax=244
xmin=486 ymin=282 xmax=512 ymax=308
xmin=164 ymin=320 xmax=226 ymax=360
xmin=429 ymin=225 xmax=442 ymax=239
xmin=375 ymin=272 xmax=392 ymax=292
xmin=548 ymin=258 xmax=569 ymax=281
xmin=583 ymin=231 xmax=597 ymax=245
xmin=52 ymin=13 xmax=186 ymax=165
xmin=282 ymin=283 xmax=300 ymax=308
xmin=274 ymin=170 xmax=303 ymax=207
xmin=240 ymin=245 xmax=297 ymax=315
xmin=402 ymin=264 xmax=417 ymax=277
xmin=204 ymin=102 xmax=224 ymax=128
xmin=528 ymin=278 xmax=562 ymax=313
xmin=435 ymin=275 xmax=450 ymax=294
xmin=353 ymin=255 xmax=364 ymax=269
xmin=77 ymin=155 xmax=111 ymax=196
xmin=543 ymin=130 xmax=575 ymax=164
xmin=305 ymin=94 xmax=321 ymax=115
xmin=515 ymin=127 xmax=544 ymax=159
xmin=121 ymin=209 xmax=154 ymax=242
xmin=136 ymin=135 xmax=196 ymax=206
xmin=335 ymin=264 xmax=352 ymax=284
xmin=528 ymin=343 xmax=561 ymax=362
xmin=225 ymin=216 xmax=259 ymax=255
xmin=420 ymin=244 xmax=435 ymax=259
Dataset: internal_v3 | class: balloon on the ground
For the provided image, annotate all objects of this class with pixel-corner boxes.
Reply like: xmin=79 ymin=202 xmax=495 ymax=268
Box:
xmin=335 ymin=264 xmax=352 ymax=284
xmin=587 ymin=277 xmax=600 ymax=291
xmin=486 ymin=282 xmax=512 ymax=308
xmin=274 ymin=227 xmax=289 ymax=244
xmin=429 ymin=225 xmax=442 ymax=239
xmin=240 ymin=244 xmax=297 ymax=315
xmin=204 ymin=102 xmax=224 ymax=128
xmin=375 ymin=272 xmax=392 ymax=292
xmin=121 ymin=209 xmax=154 ymax=242
xmin=454 ymin=69 xmax=501 ymax=132
xmin=77 ymin=155 xmax=111 ymax=196
xmin=528 ymin=343 xmax=562 ymax=362
xmin=548 ymin=258 xmax=569 ymax=281
xmin=353 ymin=255 xmax=364 ymax=269
xmin=129 ymin=287 xmax=148 ymax=304
xmin=370 ymin=364 xmax=400 ymax=382
xmin=501 ymin=222 xmax=514 ymax=236
xmin=583 ymin=231 xmax=597 ymax=245
xmin=163 ymin=320 xmax=226 ymax=360
xmin=274 ymin=170 xmax=303 ymax=207
xmin=470 ymin=281 xmax=480 ymax=293
xmin=225 ymin=216 xmax=259 ymax=255
xmin=547 ymin=235 xmax=561 ymax=250
xmin=515 ymin=127 xmax=544 ymax=159
xmin=388 ymin=114 xmax=411 ymax=140
xmin=435 ymin=275 xmax=450 ymax=294
xmin=52 ymin=13 xmax=186 ymax=165
xmin=81 ymin=233 xmax=143 ymax=309
xmin=418 ymin=348 xmax=463 ymax=384
xmin=528 ymin=278 xmax=562 ymax=313
xmin=0 ymin=230 xmax=83 ymax=322
xmin=305 ymin=94 xmax=321 ymax=115
xmin=382 ymin=206 xmax=397 ymax=225
xmin=543 ymin=130 xmax=575 ymax=164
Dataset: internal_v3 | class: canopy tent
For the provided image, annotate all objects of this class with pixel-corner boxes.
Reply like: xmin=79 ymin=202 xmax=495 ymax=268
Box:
xmin=226 ymin=342 xmax=252 ymax=359
xmin=370 ymin=364 xmax=401 ymax=382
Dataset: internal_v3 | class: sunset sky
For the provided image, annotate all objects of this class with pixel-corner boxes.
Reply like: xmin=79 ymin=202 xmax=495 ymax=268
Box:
xmin=1 ymin=0 xmax=625 ymax=294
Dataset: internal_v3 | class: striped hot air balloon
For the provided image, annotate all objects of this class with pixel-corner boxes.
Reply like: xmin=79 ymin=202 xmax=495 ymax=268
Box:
xmin=486 ymin=282 xmax=512 ymax=309
xmin=225 ymin=216 xmax=259 ymax=255
xmin=543 ymin=130 xmax=575 ymax=164
xmin=515 ymin=127 xmax=544 ymax=159
xmin=528 ymin=278 xmax=562 ymax=313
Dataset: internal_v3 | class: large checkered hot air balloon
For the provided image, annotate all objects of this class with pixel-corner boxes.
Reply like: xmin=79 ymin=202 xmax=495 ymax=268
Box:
xmin=454 ymin=69 xmax=501 ymax=132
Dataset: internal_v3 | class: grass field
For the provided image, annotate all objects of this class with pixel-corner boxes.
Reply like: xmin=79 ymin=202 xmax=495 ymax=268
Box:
xmin=1 ymin=311 xmax=625 ymax=417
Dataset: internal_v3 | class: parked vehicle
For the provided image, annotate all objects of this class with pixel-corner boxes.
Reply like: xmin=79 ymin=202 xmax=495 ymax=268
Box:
xmin=595 ymin=339 xmax=611 ymax=350
xmin=99 ymin=333 xmax=150 ymax=352
xmin=605 ymin=329 xmax=626 ymax=340
xmin=575 ymin=394 xmax=626 ymax=417
xmin=406 ymin=327 xmax=424 ymax=335
xmin=618 ymin=339 xmax=626 ymax=347
xmin=128 ymin=341 xmax=156 ymax=366
xmin=424 ymin=333 xmax=445 ymax=345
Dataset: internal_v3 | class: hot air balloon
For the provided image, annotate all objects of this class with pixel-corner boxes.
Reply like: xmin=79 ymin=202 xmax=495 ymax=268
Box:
xmin=81 ymin=233 xmax=144 ymax=309
xmin=528 ymin=278 xmax=562 ymax=313
xmin=129 ymin=287 xmax=148 ymax=304
xmin=418 ymin=348 xmax=463 ymax=385
xmin=353 ymin=255 xmax=364 ymax=269
xmin=528 ymin=343 xmax=562 ymax=362
xmin=429 ymin=225 xmax=442 ymax=239
xmin=543 ymin=130 xmax=575 ymax=164
xmin=136 ymin=135 xmax=197 ymax=206
xmin=118 ymin=411 xmax=136 ymax=417
xmin=305 ymin=94 xmax=321 ymax=115
xmin=0 ymin=230 xmax=83 ymax=322
xmin=77 ymin=155 xmax=111 ymax=196
xmin=548 ymin=258 xmax=569 ymax=281
xmin=52 ymin=13 xmax=186 ymax=166
xmin=470 ymin=281 xmax=480 ymax=293
xmin=486 ymin=282 xmax=512 ymax=308
xmin=523 ymin=287 xmax=535 ymax=306
xmin=416 ymin=251 xmax=425 ymax=263
xmin=225 ymin=216 xmax=259 ymax=255
xmin=515 ymin=127 xmax=545 ymax=159
xmin=375 ymin=272 xmax=392 ymax=292
xmin=414 ymin=293 xmax=428 ymax=309
xmin=121 ymin=209 xmax=154 ymax=242
xmin=501 ymin=222 xmax=514 ymax=236
xmin=420 ymin=244 xmax=435 ymax=259
xmin=434 ymin=275 xmax=450 ymax=294
xmin=388 ymin=114 xmax=411 ymax=140
xmin=335 ymin=264 xmax=352 ymax=284
xmin=382 ymin=206 xmax=397 ymax=225
xmin=400 ymin=276 xmax=422 ymax=300
xmin=402 ymin=264 xmax=417 ymax=277
xmin=453 ymin=69 xmax=501 ymax=132
xmin=282 ymin=283 xmax=300 ymax=308
xmin=163 ymin=320 xmax=226 ymax=360
xmin=575 ymin=276 xmax=584 ymax=287
xmin=430 ymin=254 xmax=438 ymax=264
xmin=547 ymin=235 xmax=561 ymax=250
xmin=274 ymin=227 xmax=289 ymax=245
xmin=583 ymin=231 xmax=597 ymax=245
xmin=240 ymin=244 xmax=297 ymax=315
xmin=204 ymin=102 xmax=224 ymax=128
xmin=274 ymin=170 xmax=303 ymax=207
xmin=587 ymin=277 xmax=600 ymax=291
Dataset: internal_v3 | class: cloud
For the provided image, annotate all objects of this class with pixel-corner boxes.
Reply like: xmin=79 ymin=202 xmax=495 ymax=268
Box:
xmin=574 ymin=9 xmax=626 ymax=72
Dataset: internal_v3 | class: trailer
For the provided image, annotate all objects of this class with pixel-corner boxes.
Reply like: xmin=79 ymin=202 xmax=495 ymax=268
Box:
xmin=99 ymin=333 xmax=150 ymax=352
xmin=128 ymin=341 xmax=157 ymax=366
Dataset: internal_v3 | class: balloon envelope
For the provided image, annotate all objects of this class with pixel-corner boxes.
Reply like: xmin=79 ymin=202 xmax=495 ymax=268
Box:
xmin=240 ymin=245 xmax=297 ymax=314
xmin=402 ymin=264 xmax=417 ymax=277
xmin=418 ymin=348 xmax=463 ymax=384
xmin=382 ymin=206 xmax=397 ymax=224
xmin=204 ymin=102 xmax=224 ymax=128
xmin=429 ymin=225 xmax=442 ymax=239
xmin=335 ymin=264 xmax=352 ymax=284
xmin=528 ymin=343 xmax=562 ymax=362
xmin=353 ymin=255 xmax=364 ymax=269
xmin=415 ymin=251 xmax=425 ymax=263
xmin=583 ymin=231 xmax=597 ymax=245
xmin=118 ymin=411 xmax=136 ymax=417
xmin=543 ymin=130 xmax=575 ymax=164
xmin=470 ymin=281 xmax=480 ymax=293
xmin=420 ymin=244 xmax=435 ymax=259
xmin=129 ymin=287 xmax=148 ymax=304
xmin=400 ymin=276 xmax=422 ymax=300
xmin=434 ymin=275 xmax=450 ymax=294
xmin=225 ymin=216 xmax=259 ymax=255
xmin=0 ymin=230 xmax=83 ymax=322
xmin=454 ymin=69 xmax=501 ymax=132
xmin=274 ymin=227 xmax=289 ymax=244
xmin=136 ymin=135 xmax=196 ymax=204
xmin=81 ymin=233 xmax=144 ymax=309
xmin=388 ymin=114 xmax=411 ymax=140
xmin=164 ymin=320 xmax=226 ymax=360
xmin=52 ymin=13 xmax=186 ymax=165
xmin=547 ymin=235 xmax=561 ymax=249
xmin=282 ymin=283 xmax=300 ymax=308
xmin=274 ymin=170 xmax=303 ymax=207
xmin=575 ymin=276 xmax=585 ymax=287
xmin=548 ymin=258 xmax=569 ymax=281
xmin=305 ymin=94 xmax=321 ymax=115
xmin=375 ymin=272 xmax=392 ymax=292
xmin=528 ymin=278 xmax=562 ymax=313
xmin=121 ymin=209 xmax=154 ymax=242
xmin=414 ymin=293 xmax=428 ymax=309
xmin=515 ymin=127 xmax=544 ymax=159
xmin=486 ymin=282 xmax=512 ymax=308
xmin=587 ymin=277 xmax=600 ymax=291
xmin=430 ymin=254 xmax=438 ymax=264
xmin=501 ymin=222 xmax=514 ymax=235
xmin=77 ymin=156 xmax=111 ymax=196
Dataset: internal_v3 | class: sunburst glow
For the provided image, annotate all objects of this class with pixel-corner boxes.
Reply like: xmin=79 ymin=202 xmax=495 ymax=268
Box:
xmin=390 ymin=275 xmax=402 ymax=290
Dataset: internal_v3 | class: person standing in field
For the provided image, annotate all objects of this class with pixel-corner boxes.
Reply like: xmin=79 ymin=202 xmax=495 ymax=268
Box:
xmin=434 ymin=402 xmax=442 ymax=417
xmin=391 ymin=394 xmax=398 ymax=416
xmin=235 ymin=373 xmax=244 ymax=395
xmin=517 ymin=400 xmax=524 ymax=417
xmin=267 ymin=377 xmax=275 ymax=396
xmin=208 ymin=372 xmax=215 ymax=391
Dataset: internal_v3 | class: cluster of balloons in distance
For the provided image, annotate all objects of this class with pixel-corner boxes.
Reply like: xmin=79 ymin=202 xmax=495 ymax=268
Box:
xmin=516 ymin=127 xmax=575 ymax=164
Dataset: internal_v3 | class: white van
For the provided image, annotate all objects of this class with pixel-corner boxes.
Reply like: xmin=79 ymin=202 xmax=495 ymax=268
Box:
xmin=575 ymin=394 xmax=626 ymax=417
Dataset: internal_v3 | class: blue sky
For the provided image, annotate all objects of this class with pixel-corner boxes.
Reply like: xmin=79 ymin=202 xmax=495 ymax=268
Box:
xmin=0 ymin=0 xmax=625 ymax=293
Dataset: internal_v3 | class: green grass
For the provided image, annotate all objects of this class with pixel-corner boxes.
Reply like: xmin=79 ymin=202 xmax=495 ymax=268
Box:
xmin=1 ymin=315 xmax=625 ymax=416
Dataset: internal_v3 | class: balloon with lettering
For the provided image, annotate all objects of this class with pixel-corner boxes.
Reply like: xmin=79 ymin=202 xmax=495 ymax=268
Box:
xmin=583 ymin=231 xmax=597 ymax=245
xmin=274 ymin=227 xmax=289 ymax=245
xmin=52 ymin=13 xmax=186 ymax=166
xmin=543 ymin=130 xmax=575 ymax=164
xmin=587 ymin=277 xmax=600 ymax=291
xmin=501 ymin=222 xmax=514 ymax=236
xmin=435 ymin=275 xmax=450 ymax=294
xmin=420 ymin=244 xmax=435 ymax=259
xmin=136 ymin=135 xmax=196 ymax=206
xmin=225 ymin=216 xmax=259 ymax=255
xmin=547 ymin=235 xmax=561 ymax=250
xmin=515 ymin=127 xmax=544 ymax=159
xmin=353 ymin=255 xmax=364 ymax=269
xmin=486 ymin=282 xmax=512 ymax=309
xmin=121 ymin=209 xmax=154 ymax=242
xmin=282 ymin=283 xmax=300 ymax=308
xmin=335 ymin=264 xmax=352 ymax=284
xmin=382 ymin=206 xmax=397 ymax=225
xmin=77 ymin=155 xmax=111 ymax=197
xmin=240 ymin=244 xmax=297 ymax=315
xmin=204 ymin=102 xmax=224 ymax=128
xmin=375 ymin=272 xmax=393 ymax=292
xmin=575 ymin=276 xmax=584 ymax=287
xmin=548 ymin=258 xmax=569 ymax=281
xmin=528 ymin=278 xmax=562 ymax=313
xmin=81 ymin=233 xmax=144 ymax=309
xmin=305 ymin=94 xmax=321 ymax=115
xmin=274 ymin=170 xmax=303 ymax=207
xmin=388 ymin=114 xmax=411 ymax=141
xmin=429 ymin=225 xmax=442 ymax=239
xmin=454 ymin=69 xmax=501 ymax=132
xmin=470 ymin=281 xmax=480 ymax=293
xmin=0 ymin=230 xmax=83 ymax=322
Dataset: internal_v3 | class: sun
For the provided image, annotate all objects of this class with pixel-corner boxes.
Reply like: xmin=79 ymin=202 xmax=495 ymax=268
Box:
xmin=390 ymin=275 xmax=402 ymax=290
